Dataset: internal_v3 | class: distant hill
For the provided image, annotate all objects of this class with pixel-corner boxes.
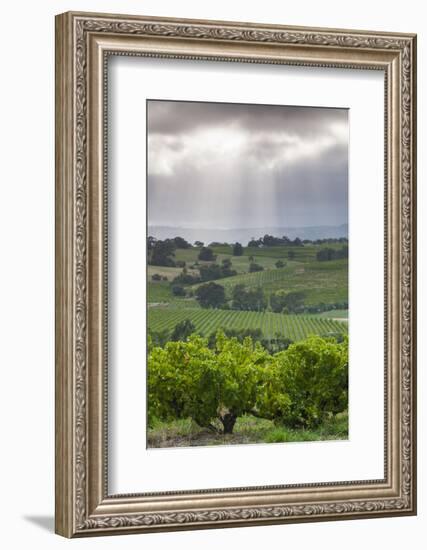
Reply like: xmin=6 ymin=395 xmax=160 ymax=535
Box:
xmin=148 ymin=224 xmax=348 ymax=245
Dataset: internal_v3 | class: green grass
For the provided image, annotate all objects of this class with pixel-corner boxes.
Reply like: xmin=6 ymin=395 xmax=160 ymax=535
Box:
xmin=173 ymin=248 xmax=202 ymax=263
xmin=148 ymin=265 xmax=199 ymax=282
xmin=264 ymin=412 xmax=349 ymax=443
xmin=148 ymin=307 xmax=347 ymax=341
xmin=147 ymin=411 xmax=348 ymax=448
xmin=173 ymin=247 xmax=285 ymax=273
xmin=147 ymin=281 xmax=175 ymax=303
xmin=147 ymin=282 xmax=200 ymax=308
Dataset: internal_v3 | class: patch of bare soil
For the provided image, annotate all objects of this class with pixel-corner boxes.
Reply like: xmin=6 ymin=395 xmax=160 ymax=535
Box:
xmin=148 ymin=430 xmax=258 ymax=449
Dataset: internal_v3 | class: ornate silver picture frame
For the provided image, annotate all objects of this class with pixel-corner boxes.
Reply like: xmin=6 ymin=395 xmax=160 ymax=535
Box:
xmin=55 ymin=11 xmax=417 ymax=537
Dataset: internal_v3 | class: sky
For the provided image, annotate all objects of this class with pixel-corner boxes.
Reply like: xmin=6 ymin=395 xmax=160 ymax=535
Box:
xmin=147 ymin=100 xmax=348 ymax=232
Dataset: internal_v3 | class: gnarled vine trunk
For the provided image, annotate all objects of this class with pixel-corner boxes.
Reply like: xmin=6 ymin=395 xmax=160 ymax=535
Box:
xmin=220 ymin=413 xmax=237 ymax=434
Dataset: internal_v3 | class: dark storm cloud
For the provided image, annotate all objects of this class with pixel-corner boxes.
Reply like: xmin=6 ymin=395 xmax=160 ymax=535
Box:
xmin=148 ymin=99 xmax=347 ymax=141
xmin=147 ymin=100 xmax=348 ymax=229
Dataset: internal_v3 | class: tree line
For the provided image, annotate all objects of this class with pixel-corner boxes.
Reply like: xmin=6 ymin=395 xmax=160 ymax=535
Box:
xmin=147 ymin=235 xmax=349 ymax=266
xmin=193 ymin=282 xmax=347 ymax=315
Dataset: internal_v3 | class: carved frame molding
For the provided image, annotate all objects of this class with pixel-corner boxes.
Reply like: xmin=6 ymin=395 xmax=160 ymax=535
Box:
xmin=55 ymin=12 xmax=416 ymax=537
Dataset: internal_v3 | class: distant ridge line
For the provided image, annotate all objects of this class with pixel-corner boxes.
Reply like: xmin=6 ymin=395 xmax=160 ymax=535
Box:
xmin=148 ymin=224 xmax=348 ymax=244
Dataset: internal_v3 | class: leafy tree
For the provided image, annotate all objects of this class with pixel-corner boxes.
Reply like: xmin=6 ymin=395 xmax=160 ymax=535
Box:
xmin=148 ymin=329 xmax=170 ymax=348
xmin=316 ymin=248 xmax=335 ymax=261
xmin=249 ymin=262 xmax=264 ymax=273
xmin=171 ymin=319 xmax=196 ymax=341
xmin=275 ymin=260 xmax=285 ymax=268
xmin=151 ymin=273 xmax=162 ymax=281
xmin=220 ymin=258 xmax=237 ymax=278
xmin=316 ymin=246 xmax=349 ymax=261
xmin=198 ymin=246 xmax=216 ymax=261
xmin=171 ymin=285 xmax=186 ymax=297
xmin=259 ymin=234 xmax=304 ymax=247
xmin=147 ymin=236 xmax=157 ymax=252
xmin=248 ymin=238 xmax=261 ymax=247
xmin=233 ymin=242 xmax=244 ymax=256
xmin=173 ymin=236 xmax=191 ymax=249
xmin=195 ymin=282 xmax=226 ymax=308
xmin=150 ymin=239 xmax=176 ymax=267
xmin=199 ymin=263 xmax=223 ymax=282
xmin=262 ymin=234 xmax=280 ymax=246
xmin=232 ymin=285 xmax=267 ymax=311
xmin=199 ymin=261 xmax=236 ymax=282
xmin=172 ymin=269 xmax=200 ymax=285
xmin=194 ymin=240 xmax=204 ymax=247
xmin=270 ymin=290 xmax=305 ymax=313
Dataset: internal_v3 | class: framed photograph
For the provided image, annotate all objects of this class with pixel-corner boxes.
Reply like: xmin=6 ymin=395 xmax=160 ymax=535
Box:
xmin=55 ymin=11 xmax=417 ymax=537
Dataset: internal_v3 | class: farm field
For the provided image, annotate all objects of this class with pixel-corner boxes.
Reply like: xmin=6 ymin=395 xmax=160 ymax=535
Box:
xmin=173 ymin=247 xmax=286 ymax=273
xmin=148 ymin=307 xmax=347 ymax=341
xmin=148 ymin=241 xmax=349 ymax=338
xmin=190 ymin=259 xmax=348 ymax=305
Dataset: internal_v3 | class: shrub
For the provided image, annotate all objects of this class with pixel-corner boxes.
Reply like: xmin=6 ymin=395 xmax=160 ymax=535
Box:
xmin=170 ymin=319 xmax=196 ymax=341
xmin=233 ymin=242 xmax=244 ymax=256
xmin=198 ymin=247 xmax=216 ymax=261
xmin=316 ymin=245 xmax=348 ymax=262
xmin=249 ymin=262 xmax=264 ymax=273
xmin=172 ymin=270 xmax=200 ymax=285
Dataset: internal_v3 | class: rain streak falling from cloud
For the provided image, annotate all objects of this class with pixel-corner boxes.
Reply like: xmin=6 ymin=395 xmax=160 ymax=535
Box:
xmin=147 ymin=100 xmax=348 ymax=232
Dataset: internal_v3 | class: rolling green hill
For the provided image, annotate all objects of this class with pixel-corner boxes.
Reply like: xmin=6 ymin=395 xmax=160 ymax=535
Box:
xmin=148 ymin=241 xmax=348 ymax=336
xmin=190 ymin=259 xmax=348 ymax=305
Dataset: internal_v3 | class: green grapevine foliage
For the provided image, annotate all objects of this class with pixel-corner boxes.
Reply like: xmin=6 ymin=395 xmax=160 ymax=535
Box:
xmin=148 ymin=333 xmax=348 ymax=434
